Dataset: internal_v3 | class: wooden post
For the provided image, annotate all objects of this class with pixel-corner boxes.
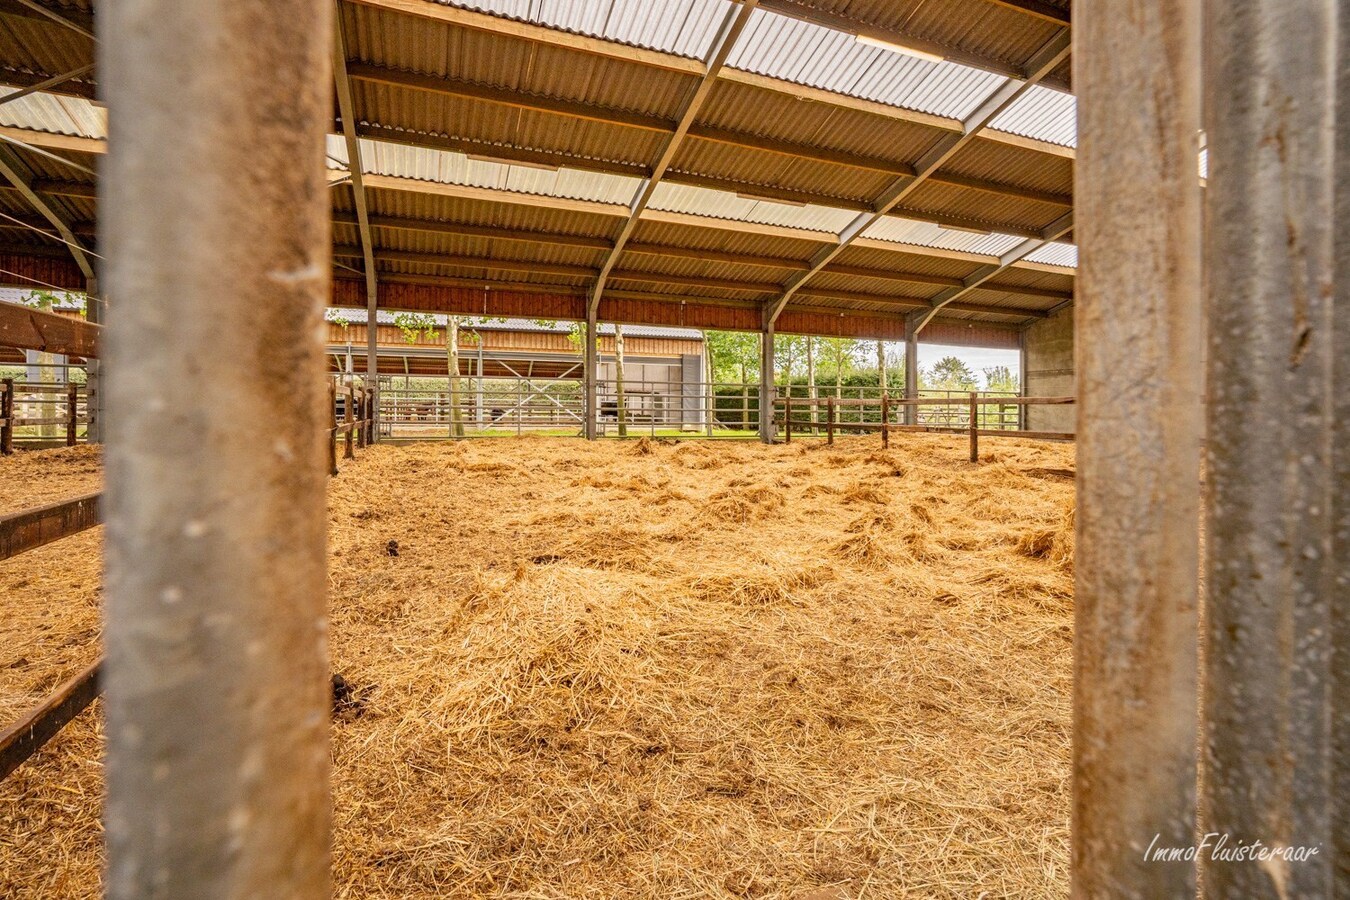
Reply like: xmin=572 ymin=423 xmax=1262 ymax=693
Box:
xmin=783 ymin=394 xmax=791 ymax=443
xmin=826 ymin=396 xmax=835 ymax=445
xmin=328 ymin=380 xmax=339 ymax=476
xmin=968 ymin=392 xmax=978 ymax=463
xmin=355 ymin=388 xmax=366 ymax=449
xmin=343 ymin=385 xmax=355 ymax=460
xmin=1 ymin=378 xmax=12 ymax=455
xmin=102 ymin=0 xmax=333 ymax=893
xmin=881 ymin=392 xmax=890 ymax=449
xmin=1204 ymin=0 xmax=1341 ymax=895
xmin=66 ymin=382 xmax=78 ymax=446
xmin=1075 ymin=0 xmax=1202 ymax=894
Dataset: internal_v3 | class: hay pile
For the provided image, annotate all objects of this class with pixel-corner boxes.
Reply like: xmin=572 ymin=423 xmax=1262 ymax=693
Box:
xmin=0 ymin=434 xmax=1076 ymax=899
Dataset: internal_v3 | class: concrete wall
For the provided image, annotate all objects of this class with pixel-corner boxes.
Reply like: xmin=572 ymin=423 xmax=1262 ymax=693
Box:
xmin=1023 ymin=307 xmax=1075 ymax=433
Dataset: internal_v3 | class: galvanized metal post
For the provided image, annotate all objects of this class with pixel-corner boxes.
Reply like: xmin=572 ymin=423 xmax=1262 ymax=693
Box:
xmin=584 ymin=310 xmax=598 ymax=439
xmin=1204 ymin=1 xmax=1341 ymax=895
xmin=1074 ymin=0 xmax=1203 ymax=895
xmin=84 ymin=276 xmax=102 ymax=443
xmin=758 ymin=324 xmax=775 ymax=443
xmin=904 ymin=314 xmax=918 ymax=426
xmin=100 ymin=1 xmax=333 ymax=897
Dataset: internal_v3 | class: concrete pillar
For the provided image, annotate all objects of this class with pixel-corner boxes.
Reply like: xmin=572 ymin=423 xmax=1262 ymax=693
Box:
xmin=903 ymin=314 xmax=918 ymax=426
xmin=757 ymin=325 xmax=775 ymax=443
xmin=1074 ymin=0 xmax=1202 ymax=895
xmin=84 ymin=276 xmax=102 ymax=444
xmin=100 ymin=1 xmax=332 ymax=897
xmin=583 ymin=310 xmax=597 ymax=439
xmin=1204 ymin=0 xmax=1341 ymax=895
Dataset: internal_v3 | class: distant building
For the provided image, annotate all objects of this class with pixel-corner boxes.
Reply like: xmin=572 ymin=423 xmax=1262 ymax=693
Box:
xmin=325 ymin=310 xmax=708 ymax=432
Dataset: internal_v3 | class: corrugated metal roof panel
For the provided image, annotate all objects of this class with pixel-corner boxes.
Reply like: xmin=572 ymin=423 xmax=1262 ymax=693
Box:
xmin=728 ymin=7 xmax=1006 ymax=120
xmin=327 ymin=307 xmax=704 ymax=338
xmin=432 ymin=0 xmax=728 ymax=58
xmin=0 ymin=88 xmax=104 ymax=139
xmin=353 ymin=138 xmax=644 ymax=205
xmin=361 ymin=187 xmax=622 ymax=239
xmin=649 ymin=181 xmax=855 ymax=232
xmin=831 ymin=244 xmax=978 ymax=278
xmin=343 ymin=3 xmax=695 ymax=117
xmin=670 ymin=139 xmax=893 ymax=207
xmin=1023 ymin=241 xmax=1077 ymax=268
xmin=761 ymin=0 xmax=1069 ymax=90
xmin=988 ymin=83 xmax=1077 ymax=148
xmin=895 ymin=180 xmax=1066 ymax=237
xmin=630 ymin=218 xmax=826 ymax=260
xmin=944 ymin=137 xmax=1074 ymax=196
xmin=861 ymin=217 xmax=1022 ymax=257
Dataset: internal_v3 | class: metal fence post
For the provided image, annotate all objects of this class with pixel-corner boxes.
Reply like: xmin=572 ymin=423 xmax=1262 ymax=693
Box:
xmin=1204 ymin=1 xmax=1341 ymax=895
xmin=1074 ymin=0 xmax=1203 ymax=894
xmin=343 ymin=385 xmax=355 ymax=459
xmin=101 ymin=1 xmax=333 ymax=895
xmin=881 ymin=391 xmax=890 ymax=449
xmin=967 ymin=392 xmax=977 ymax=462
xmin=66 ymin=381 xmax=77 ymax=446
xmin=0 ymin=378 xmax=11 ymax=455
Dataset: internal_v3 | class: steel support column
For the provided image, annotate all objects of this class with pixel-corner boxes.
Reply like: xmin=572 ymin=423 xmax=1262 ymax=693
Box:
xmin=1204 ymin=0 xmax=1341 ymax=895
xmin=84 ymin=275 xmax=102 ymax=444
xmin=583 ymin=310 xmax=598 ymax=439
xmin=758 ymin=324 xmax=775 ymax=443
xmin=904 ymin=313 xmax=919 ymax=426
xmin=101 ymin=1 xmax=332 ymax=896
xmin=1074 ymin=0 xmax=1203 ymax=895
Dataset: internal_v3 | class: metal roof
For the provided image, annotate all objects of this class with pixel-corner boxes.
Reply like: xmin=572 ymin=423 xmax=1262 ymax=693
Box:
xmin=0 ymin=0 xmax=1078 ymax=345
xmin=326 ymin=307 xmax=705 ymax=339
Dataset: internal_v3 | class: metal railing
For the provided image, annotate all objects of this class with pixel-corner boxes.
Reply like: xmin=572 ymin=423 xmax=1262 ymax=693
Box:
xmin=0 ymin=379 xmax=88 ymax=452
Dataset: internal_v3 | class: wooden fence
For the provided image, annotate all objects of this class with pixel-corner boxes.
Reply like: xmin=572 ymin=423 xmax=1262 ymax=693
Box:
xmin=0 ymin=379 xmax=88 ymax=453
xmin=0 ymin=379 xmax=374 ymax=782
xmin=778 ymin=392 xmax=1076 ymax=462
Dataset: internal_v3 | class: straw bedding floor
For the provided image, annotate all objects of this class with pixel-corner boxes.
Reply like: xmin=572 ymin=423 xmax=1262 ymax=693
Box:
xmin=0 ymin=434 xmax=1075 ymax=899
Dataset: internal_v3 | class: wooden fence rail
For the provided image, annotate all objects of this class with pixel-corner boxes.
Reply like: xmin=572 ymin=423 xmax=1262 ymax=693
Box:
xmin=0 ymin=378 xmax=373 ymax=782
xmin=0 ymin=379 xmax=88 ymax=453
xmin=777 ymin=392 xmax=1076 ymax=461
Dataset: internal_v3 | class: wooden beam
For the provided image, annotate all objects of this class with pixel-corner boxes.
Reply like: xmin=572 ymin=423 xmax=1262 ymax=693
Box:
xmin=0 ymin=66 xmax=97 ymax=103
xmin=0 ymin=492 xmax=101 ymax=561
xmin=361 ymin=172 xmax=631 ymax=217
xmin=0 ymin=659 xmax=101 ymax=781
xmin=0 ymin=298 xmax=99 ymax=357
xmin=0 ymin=0 xmax=95 ymax=35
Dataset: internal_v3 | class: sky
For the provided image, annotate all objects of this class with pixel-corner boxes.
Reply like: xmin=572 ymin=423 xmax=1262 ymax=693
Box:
xmin=917 ymin=343 xmax=1019 ymax=386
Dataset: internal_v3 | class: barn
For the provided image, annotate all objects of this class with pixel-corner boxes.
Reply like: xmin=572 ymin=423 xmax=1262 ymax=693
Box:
xmin=0 ymin=1 xmax=1344 ymax=898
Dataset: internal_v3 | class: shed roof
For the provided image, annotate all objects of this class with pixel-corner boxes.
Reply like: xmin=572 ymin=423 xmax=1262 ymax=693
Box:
xmin=0 ymin=0 xmax=1080 ymax=346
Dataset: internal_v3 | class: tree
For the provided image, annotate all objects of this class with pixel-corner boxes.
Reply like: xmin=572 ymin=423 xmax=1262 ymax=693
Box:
xmin=805 ymin=335 xmax=817 ymax=426
xmin=774 ymin=333 xmax=807 ymax=399
xmin=818 ymin=337 xmax=860 ymax=398
xmin=393 ymin=312 xmax=466 ymax=436
xmin=876 ymin=340 xmax=889 ymax=394
xmin=983 ymin=365 xmax=1019 ymax=394
xmin=926 ymin=355 xmax=979 ymax=392
xmin=704 ymin=330 xmax=760 ymax=429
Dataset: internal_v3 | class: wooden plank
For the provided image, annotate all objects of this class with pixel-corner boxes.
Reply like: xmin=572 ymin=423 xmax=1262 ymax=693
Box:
xmin=0 ymin=659 xmax=101 ymax=781
xmin=0 ymin=492 xmax=101 ymax=561
xmin=0 ymin=300 xmax=100 ymax=358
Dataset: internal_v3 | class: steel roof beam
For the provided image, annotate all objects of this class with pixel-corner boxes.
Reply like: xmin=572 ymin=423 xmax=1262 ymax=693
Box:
xmin=764 ymin=27 xmax=1071 ymax=327
xmin=0 ymin=143 xmax=94 ymax=280
xmin=346 ymin=63 xmax=1071 ymax=209
xmin=908 ymin=211 xmax=1073 ymax=333
xmin=587 ymin=0 xmax=759 ymax=319
xmin=0 ymin=0 xmax=95 ymax=39
xmin=752 ymin=0 xmax=1069 ymax=80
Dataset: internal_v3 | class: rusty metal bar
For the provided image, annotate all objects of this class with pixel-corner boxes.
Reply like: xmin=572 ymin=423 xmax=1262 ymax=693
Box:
xmin=1073 ymin=0 xmax=1203 ymax=894
xmin=1203 ymin=0 xmax=1340 ymax=895
xmin=100 ymin=1 xmax=333 ymax=896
